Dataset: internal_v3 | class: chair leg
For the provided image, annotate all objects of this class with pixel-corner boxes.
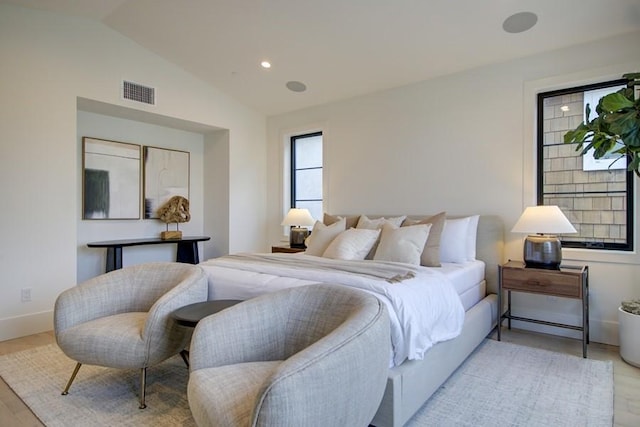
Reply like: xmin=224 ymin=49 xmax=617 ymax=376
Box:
xmin=179 ymin=349 xmax=190 ymax=367
xmin=61 ymin=362 xmax=82 ymax=395
xmin=139 ymin=368 xmax=147 ymax=409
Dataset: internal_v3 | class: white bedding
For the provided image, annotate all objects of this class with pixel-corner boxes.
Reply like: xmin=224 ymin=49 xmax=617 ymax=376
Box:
xmin=439 ymin=260 xmax=485 ymax=310
xmin=199 ymin=253 xmax=467 ymax=367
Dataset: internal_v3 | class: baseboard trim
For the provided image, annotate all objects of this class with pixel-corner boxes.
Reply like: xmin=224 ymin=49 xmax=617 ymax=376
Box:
xmin=0 ymin=310 xmax=53 ymax=342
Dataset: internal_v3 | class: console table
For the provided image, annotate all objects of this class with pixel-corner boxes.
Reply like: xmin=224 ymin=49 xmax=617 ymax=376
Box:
xmin=88 ymin=236 xmax=210 ymax=273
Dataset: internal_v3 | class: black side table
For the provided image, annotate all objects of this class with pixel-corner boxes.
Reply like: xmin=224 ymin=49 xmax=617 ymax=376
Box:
xmin=172 ymin=300 xmax=242 ymax=327
xmin=172 ymin=299 xmax=243 ymax=366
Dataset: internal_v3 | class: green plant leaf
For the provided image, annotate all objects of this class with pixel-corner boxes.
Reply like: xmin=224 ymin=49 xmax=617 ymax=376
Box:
xmin=622 ymin=72 xmax=640 ymax=83
xmin=606 ymin=110 xmax=636 ymax=135
xmin=628 ymin=154 xmax=640 ymax=177
xmin=578 ymin=140 xmax=596 ymax=156
xmin=591 ymin=134 xmax=616 ymax=159
xmin=601 ymin=92 xmax=634 ymax=111
xmin=563 ymin=73 xmax=640 ymax=177
xmin=564 ymin=126 xmax=590 ymax=144
xmin=622 ymin=125 xmax=640 ymax=148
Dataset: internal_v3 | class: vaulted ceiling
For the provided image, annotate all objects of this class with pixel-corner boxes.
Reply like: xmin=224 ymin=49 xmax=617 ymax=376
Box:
xmin=4 ymin=0 xmax=640 ymax=115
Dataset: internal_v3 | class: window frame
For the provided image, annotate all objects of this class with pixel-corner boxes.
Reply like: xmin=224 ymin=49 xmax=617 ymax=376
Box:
xmin=536 ymin=78 xmax=634 ymax=251
xmin=290 ymin=131 xmax=323 ymax=210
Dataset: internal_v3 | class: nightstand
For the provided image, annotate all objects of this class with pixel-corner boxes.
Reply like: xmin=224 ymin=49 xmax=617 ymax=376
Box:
xmin=271 ymin=245 xmax=306 ymax=254
xmin=497 ymin=260 xmax=589 ymax=357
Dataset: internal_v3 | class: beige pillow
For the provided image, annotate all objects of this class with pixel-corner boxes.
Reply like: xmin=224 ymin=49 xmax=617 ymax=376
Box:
xmin=402 ymin=211 xmax=446 ymax=267
xmin=323 ymin=213 xmax=360 ymax=230
xmin=373 ymin=223 xmax=431 ymax=265
xmin=356 ymin=215 xmax=407 ymax=259
xmin=322 ymin=228 xmax=381 ymax=261
xmin=304 ymin=218 xmax=346 ymax=256
xmin=355 ymin=215 xmax=406 ymax=229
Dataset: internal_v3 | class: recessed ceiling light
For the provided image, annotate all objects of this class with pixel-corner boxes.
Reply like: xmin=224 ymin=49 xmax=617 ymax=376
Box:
xmin=502 ymin=12 xmax=538 ymax=34
xmin=261 ymin=61 xmax=271 ymax=69
xmin=561 ymin=105 xmax=570 ymax=112
xmin=286 ymin=81 xmax=307 ymax=92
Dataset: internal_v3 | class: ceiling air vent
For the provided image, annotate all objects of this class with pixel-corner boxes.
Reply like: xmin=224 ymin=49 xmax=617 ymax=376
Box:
xmin=122 ymin=80 xmax=156 ymax=105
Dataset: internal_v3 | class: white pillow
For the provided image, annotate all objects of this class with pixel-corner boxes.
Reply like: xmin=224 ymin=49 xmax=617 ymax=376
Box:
xmin=356 ymin=214 xmax=406 ymax=229
xmin=373 ymin=223 xmax=431 ymax=265
xmin=466 ymin=215 xmax=480 ymax=261
xmin=322 ymin=228 xmax=381 ymax=261
xmin=304 ymin=218 xmax=346 ymax=256
xmin=440 ymin=216 xmax=472 ymax=263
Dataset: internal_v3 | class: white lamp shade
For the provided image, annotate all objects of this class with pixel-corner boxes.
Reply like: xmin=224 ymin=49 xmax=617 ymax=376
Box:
xmin=281 ymin=208 xmax=315 ymax=227
xmin=511 ymin=205 xmax=577 ymax=235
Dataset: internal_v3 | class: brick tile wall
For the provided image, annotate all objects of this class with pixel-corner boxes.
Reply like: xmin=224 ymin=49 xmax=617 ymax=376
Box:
xmin=542 ymin=93 xmax=627 ymax=244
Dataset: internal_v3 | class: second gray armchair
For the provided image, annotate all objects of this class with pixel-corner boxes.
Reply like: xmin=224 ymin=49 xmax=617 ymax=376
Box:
xmin=187 ymin=283 xmax=391 ymax=427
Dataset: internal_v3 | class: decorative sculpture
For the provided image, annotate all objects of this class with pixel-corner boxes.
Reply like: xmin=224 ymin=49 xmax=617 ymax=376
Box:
xmin=157 ymin=196 xmax=190 ymax=240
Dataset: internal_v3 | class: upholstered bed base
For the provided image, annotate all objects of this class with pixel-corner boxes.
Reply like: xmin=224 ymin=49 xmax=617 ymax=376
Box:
xmin=370 ymin=293 xmax=498 ymax=426
xmin=371 ymin=214 xmax=504 ymax=427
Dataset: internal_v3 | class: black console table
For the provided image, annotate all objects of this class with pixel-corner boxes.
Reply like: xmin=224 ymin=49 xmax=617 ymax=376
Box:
xmin=88 ymin=236 xmax=210 ymax=272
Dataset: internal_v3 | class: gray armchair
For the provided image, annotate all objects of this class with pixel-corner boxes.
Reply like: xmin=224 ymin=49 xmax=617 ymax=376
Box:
xmin=187 ymin=283 xmax=391 ymax=427
xmin=54 ymin=262 xmax=208 ymax=408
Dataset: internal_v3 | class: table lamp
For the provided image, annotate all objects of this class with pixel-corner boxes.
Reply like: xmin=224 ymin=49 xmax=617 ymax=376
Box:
xmin=281 ymin=208 xmax=315 ymax=248
xmin=511 ymin=205 xmax=577 ymax=269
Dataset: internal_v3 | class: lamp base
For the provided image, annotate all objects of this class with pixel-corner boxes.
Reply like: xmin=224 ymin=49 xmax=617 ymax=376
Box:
xmin=523 ymin=234 xmax=562 ymax=270
xmin=289 ymin=227 xmax=309 ymax=248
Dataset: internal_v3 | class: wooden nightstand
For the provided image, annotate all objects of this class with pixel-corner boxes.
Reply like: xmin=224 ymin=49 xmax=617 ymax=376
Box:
xmin=271 ymin=245 xmax=306 ymax=254
xmin=497 ymin=260 xmax=589 ymax=357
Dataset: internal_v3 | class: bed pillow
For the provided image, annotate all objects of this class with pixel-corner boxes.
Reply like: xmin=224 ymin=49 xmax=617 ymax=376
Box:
xmin=356 ymin=215 xmax=407 ymax=259
xmin=323 ymin=213 xmax=360 ymax=230
xmin=322 ymin=228 xmax=381 ymax=261
xmin=440 ymin=216 xmax=472 ymax=263
xmin=304 ymin=218 xmax=346 ymax=256
xmin=373 ymin=223 xmax=431 ymax=265
xmin=402 ymin=211 xmax=446 ymax=267
xmin=466 ymin=215 xmax=480 ymax=261
xmin=356 ymin=214 xmax=406 ymax=229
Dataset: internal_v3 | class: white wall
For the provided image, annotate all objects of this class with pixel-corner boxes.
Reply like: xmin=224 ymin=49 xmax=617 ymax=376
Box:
xmin=0 ymin=4 xmax=267 ymax=341
xmin=267 ymin=31 xmax=640 ymax=346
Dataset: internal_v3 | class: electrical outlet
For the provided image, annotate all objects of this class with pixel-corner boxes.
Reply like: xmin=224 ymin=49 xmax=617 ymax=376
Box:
xmin=21 ymin=288 xmax=31 ymax=303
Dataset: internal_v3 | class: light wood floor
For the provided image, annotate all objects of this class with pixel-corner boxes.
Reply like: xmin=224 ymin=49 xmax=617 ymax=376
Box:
xmin=0 ymin=329 xmax=638 ymax=426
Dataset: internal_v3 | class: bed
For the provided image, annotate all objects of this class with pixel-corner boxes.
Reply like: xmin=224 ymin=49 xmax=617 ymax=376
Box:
xmin=199 ymin=214 xmax=504 ymax=427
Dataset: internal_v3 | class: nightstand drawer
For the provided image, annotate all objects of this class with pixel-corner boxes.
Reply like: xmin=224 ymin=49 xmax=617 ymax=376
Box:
xmin=501 ymin=268 xmax=581 ymax=298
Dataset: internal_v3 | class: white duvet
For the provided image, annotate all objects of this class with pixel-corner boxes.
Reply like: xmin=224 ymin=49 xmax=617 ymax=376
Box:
xmin=199 ymin=254 xmax=465 ymax=367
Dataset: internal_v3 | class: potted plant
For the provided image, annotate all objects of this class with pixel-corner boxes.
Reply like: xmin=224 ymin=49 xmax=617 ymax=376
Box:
xmin=619 ymin=300 xmax=640 ymax=367
xmin=564 ymin=72 xmax=640 ymax=176
xmin=564 ymin=72 xmax=640 ymax=366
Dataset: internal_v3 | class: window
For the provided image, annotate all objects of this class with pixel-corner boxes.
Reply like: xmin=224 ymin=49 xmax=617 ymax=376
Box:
xmin=537 ymin=79 xmax=634 ymax=251
xmin=291 ymin=132 xmax=323 ymax=220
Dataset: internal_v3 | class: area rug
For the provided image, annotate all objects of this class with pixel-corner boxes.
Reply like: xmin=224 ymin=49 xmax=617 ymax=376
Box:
xmin=406 ymin=340 xmax=613 ymax=427
xmin=0 ymin=344 xmax=194 ymax=426
xmin=0 ymin=339 xmax=613 ymax=426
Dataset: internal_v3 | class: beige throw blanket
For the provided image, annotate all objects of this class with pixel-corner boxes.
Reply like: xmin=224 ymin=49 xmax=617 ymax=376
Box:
xmin=222 ymin=253 xmax=417 ymax=283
